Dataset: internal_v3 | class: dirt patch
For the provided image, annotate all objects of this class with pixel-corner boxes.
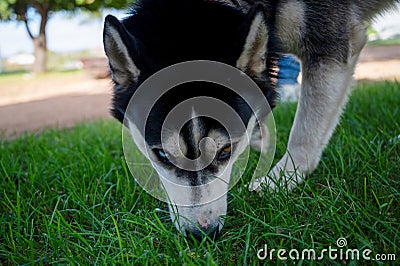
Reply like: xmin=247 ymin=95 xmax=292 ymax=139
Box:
xmin=1 ymin=94 xmax=112 ymax=138
xmin=0 ymin=72 xmax=111 ymax=106
xmin=356 ymin=45 xmax=400 ymax=81
xmin=355 ymin=59 xmax=400 ymax=81
xmin=0 ymin=72 xmax=113 ymax=138
xmin=359 ymin=45 xmax=400 ymax=62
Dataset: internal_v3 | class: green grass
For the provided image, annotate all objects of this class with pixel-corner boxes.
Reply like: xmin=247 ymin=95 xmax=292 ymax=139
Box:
xmin=367 ymin=38 xmax=400 ymax=47
xmin=1 ymin=82 xmax=399 ymax=264
xmin=0 ymin=69 xmax=82 ymax=86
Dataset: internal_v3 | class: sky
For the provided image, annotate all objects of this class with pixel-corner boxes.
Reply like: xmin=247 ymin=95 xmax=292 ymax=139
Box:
xmin=0 ymin=6 xmax=399 ymax=59
xmin=0 ymin=10 xmax=126 ymax=59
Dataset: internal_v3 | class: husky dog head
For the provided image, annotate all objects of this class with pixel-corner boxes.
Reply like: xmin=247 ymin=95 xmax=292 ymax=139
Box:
xmin=104 ymin=0 xmax=276 ymax=240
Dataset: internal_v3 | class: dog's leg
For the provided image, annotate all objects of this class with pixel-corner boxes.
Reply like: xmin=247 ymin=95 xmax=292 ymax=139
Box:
xmin=251 ymin=26 xmax=368 ymax=192
xmin=320 ymin=25 xmax=369 ymax=147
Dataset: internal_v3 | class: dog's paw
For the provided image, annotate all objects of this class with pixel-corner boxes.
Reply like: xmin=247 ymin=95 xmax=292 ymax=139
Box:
xmin=249 ymin=153 xmax=306 ymax=195
xmin=248 ymin=175 xmax=275 ymax=195
xmin=249 ymin=168 xmax=304 ymax=195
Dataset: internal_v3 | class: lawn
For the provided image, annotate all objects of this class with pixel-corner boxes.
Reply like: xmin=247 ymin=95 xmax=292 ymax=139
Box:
xmin=367 ymin=38 xmax=400 ymax=47
xmin=1 ymin=82 xmax=399 ymax=265
xmin=0 ymin=70 xmax=82 ymax=86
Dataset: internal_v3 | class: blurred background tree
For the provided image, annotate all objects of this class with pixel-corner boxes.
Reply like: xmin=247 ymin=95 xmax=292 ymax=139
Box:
xmin=0 ymin=0 xmax=134 ymax=74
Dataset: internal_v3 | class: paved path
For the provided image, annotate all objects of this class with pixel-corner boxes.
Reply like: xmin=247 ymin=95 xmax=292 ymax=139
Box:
xmin=0 ymin=73 xmax=113 ymax=138
xmin=0 ymin=93 xmax=111 ymax=138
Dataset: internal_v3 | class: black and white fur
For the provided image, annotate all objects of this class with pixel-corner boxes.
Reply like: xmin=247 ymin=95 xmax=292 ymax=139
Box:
xmin=103 ymin=0 xmax=399 ymax=239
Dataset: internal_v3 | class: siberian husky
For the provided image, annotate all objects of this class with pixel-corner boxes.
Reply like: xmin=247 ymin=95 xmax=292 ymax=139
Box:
xmin=103 ymin=0 xmax=399 ymax=239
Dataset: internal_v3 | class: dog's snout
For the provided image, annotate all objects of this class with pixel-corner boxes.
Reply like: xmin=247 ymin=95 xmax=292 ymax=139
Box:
xmin=187 ymin=224 xmax=220 ymax=241
xmin=167 ymin=191 xmax=227 ymax=240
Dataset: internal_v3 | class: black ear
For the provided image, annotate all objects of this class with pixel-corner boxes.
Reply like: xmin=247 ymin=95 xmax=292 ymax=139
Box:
xmin=103 ymin=15 xmax=142 ymax=86
xmin=236 ymin=4 xmax=268 ymax=76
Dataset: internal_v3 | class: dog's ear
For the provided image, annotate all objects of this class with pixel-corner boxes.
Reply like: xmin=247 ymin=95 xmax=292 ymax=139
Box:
xmin=237 ymin=4 xmax=268 ymax=76
xmin=103 ymin=15 xmax=142 ymax=86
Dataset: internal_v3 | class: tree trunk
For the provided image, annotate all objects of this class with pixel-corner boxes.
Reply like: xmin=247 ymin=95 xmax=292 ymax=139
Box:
xmin=23 ymin=2 xmax=49 ymax=74
xmin=32 ymin=33 xmax=47 ymax=74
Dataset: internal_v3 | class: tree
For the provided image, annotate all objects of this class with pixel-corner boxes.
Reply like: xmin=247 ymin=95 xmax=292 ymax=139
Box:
xmin=0 ymin=0 xmax=134 ymax=73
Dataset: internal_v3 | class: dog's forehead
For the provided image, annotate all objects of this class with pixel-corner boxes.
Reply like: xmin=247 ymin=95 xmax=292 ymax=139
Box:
xmin=159 ymin=115 xmax=231 ymax=158
xmin=141 ymin=82 xmax=254 ymax=146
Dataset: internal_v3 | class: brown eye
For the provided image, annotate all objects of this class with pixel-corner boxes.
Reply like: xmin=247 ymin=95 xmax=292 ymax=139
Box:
xmin=218 ymin=145 xmax=232 ymax=161
xmin=223 ymin=146 xmax=232 ymax=153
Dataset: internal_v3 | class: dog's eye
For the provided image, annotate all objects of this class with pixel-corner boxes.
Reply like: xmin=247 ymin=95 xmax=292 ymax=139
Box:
xmin=218 ymin=145 xmax=232 ymax=161
xmin=153 ymin=149 xmax=172 ymax=165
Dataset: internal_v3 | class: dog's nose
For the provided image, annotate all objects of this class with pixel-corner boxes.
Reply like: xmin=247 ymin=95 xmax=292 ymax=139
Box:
xmin=187 ymin=224 xmax=220 ymax=241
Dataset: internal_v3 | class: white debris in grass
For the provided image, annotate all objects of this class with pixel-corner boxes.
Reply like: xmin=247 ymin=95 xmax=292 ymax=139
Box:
xmin=389 ymin=134 xmax=400 ymax=143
